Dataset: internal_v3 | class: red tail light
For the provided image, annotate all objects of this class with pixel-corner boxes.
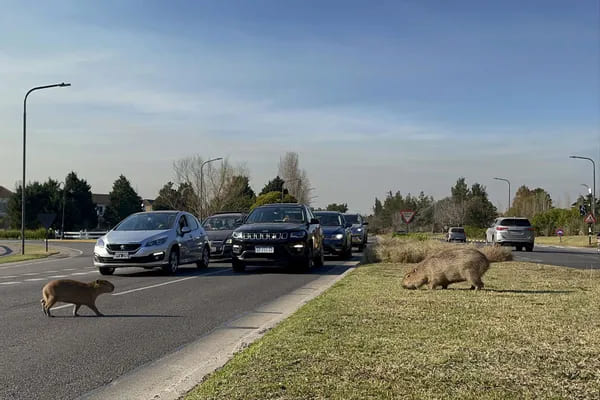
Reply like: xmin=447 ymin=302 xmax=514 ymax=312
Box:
xmin=496 ymin=227 xmax=508 ymax=231
xmin=527 ymin=227 xmax=535 ymax=231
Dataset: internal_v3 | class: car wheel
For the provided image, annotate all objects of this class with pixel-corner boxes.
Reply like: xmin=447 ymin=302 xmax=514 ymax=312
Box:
xmin=232 ymin=258 xmax=246 ymax=272
xmin=357 ymin=244 xmax=365 ymax=251
xmin=297 ymin=247 xmax=314 ymax=272
xmin=196 ymin=246 xmax=210 ymax=269
xmin=99 ymin=267 xmax=115 ymax=275
xmin=525 ymin=244 xmax=534 ymax=252
xmin=515 ymin=246 xmax=522 ymax=251
xmin=162 ymin=250 xmax=179 ymax=275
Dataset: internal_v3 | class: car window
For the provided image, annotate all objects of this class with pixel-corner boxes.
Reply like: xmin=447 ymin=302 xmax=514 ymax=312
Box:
xmin=315 ymin=213 xmax=342 ymax=226
xmin=203 ymin=215 xmax=241 ymax=230
xmin=246 ymin=207 xmax=306 ymax=223
xmin=450 ymin=228 xmax=464 ymax=233
xmin=499 ymin=219 xmax=531 ymax=227
xmin=178 ymin=215 xmax=189 ymax=231
xmin=114 ymin=213 xmax=177 ymax=231
xmin=344 ymin=214 xmax=360 ymax=225
xmin=187 ymin=214 xmax=199 ymax=230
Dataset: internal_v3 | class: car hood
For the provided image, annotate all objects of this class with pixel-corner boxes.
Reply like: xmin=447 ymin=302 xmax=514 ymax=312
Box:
xmin=205 ymin=230 xmax=233 ymax=241
xmin=322 ymin=226 xmax=344 ymax=235
xmin=105 ymin=230 xmax=170 ymax=244
xmin=236 ymin=223 xmax=306 ymax=232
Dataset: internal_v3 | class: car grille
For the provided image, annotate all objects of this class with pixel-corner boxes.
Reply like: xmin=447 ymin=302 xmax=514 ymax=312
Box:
xmin=107 ymin=243 xmax=141 ymax=252
xmin=242 ymin=232 xmax=288 ymax=240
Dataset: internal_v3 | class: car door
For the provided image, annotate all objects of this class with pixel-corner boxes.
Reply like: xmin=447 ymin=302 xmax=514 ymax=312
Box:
xmin=306 ymin=207 xmax=323 ymax=254
xmin=176 ymin=214 xmax=194 ymax=263
xmin=187 ymin=213 xmax=207 ymax=260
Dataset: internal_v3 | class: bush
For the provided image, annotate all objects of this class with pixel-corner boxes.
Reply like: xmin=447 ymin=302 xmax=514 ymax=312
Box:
xmin=0 ymin=228 xmax=52 ymax=240
xmin=463 ymin=225 xmax=486 ymax=240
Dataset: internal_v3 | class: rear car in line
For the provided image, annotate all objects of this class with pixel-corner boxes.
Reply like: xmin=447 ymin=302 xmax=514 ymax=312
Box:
xmin=314 ymin=211 xmax=353 ymax=259
xmin=230 ymin=203 xmax=324 ymax=272
xmin=93 ymin=211 xmax=210 ymax=275
xmin=486 ymin=217 xmax=535 ymax=251
xmin=202 ymin=212 xmax=246 ymax=259
xmin=446 ymin=227 xmax=467 ymax=242
xmin=344 ymin=213 xmax=368 ymax=251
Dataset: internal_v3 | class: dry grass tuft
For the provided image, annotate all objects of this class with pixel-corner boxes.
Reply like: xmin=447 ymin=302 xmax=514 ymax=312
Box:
xmin=478 ymin=245 xmax=513 ymax=262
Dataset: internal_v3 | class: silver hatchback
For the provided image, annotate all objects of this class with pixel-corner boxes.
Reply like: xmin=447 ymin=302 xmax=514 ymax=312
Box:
xmin=446 ymin=227 xmax=466 ymax=242
xmin=93 ymin=211 xmax=210 ymax=275
xmin=486 ymin=217 xmax=535 ymax=251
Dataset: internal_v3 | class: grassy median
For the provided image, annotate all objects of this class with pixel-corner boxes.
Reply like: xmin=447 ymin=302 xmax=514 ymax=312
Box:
xmin=0 ymin=245 xmax=58 ymax=264
xmin=535 ymin=235 xmax=597 ymax=248
xmin=186 ymin=258 xmax=600 ymax=399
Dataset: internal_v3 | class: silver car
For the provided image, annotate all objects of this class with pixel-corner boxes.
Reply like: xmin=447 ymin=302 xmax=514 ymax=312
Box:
xmin=93 ymin=211 xmax=210 ymax=275
xmin=446 ymin=227 xmax=466 ymax=242
xmin=486 ymin=217 xmax=535 ymax=251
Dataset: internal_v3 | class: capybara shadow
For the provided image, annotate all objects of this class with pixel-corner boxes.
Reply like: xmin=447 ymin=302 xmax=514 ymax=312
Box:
xmin=402 ymin=248 xmax=490 ymax=290
xmin=41 ymin=279 xmax=114 ymax=317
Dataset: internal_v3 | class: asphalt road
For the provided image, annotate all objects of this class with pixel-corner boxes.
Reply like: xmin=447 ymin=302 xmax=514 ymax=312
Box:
xmin=511 ymin=244 xmax=600 ymax=270
xmin=0 ymin=241 xmax=358 ymax=400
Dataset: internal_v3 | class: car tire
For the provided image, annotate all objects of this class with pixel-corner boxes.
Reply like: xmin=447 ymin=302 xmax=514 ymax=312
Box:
xmin=341 ymin=245 xmax=352 ymax=260
xmin=525 ymin=244 xmax=534 ymax=252
xmin=232 ymin=258 xmax=246 ymax=272
xmin=357 ymin=244 xmax=365 ymax=251
xmin=99 ymin=267 xmax=115 ymax=275
xmin=196 ymin=246 xmax=210 ymax=269
xmin=162 ymin=250 xmax=179 ymax=275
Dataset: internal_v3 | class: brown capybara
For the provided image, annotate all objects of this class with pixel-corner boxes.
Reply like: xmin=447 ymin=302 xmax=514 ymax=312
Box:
xmin=41 ymin=279 xmax=115 ymax=317
xmin=402 ymin=248 xmax=490 ymax=290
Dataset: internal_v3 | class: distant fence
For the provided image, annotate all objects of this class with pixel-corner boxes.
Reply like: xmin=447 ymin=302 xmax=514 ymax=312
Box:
xmin=61 ymin=231 xmax=107 ymax=240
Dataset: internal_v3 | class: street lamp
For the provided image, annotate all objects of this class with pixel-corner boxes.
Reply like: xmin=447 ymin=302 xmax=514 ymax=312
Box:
xmin=57 ymin=181 xmax=70 ymax=240
xmin=21 ymin=83 xmax=71 ymax=254
xmin=570 ymin=156 xmax=596 ymax=218
xmin=199 ymin=157 xmax=223 ymax=221
xmin=493 ymin=177 xmax=511 ymax=213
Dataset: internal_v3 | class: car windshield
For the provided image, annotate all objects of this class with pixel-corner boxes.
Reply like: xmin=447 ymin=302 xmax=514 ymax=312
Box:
xmin=114 ymin=213 xmax=177 ymax=231
xmin=345 ymin=215 xmax=360 ymax=225
xmin=203 ymin=215 xmax=241 ymax=231
xmin=450 ymin=228 xmax=465 ymax=233
xmin=246 ymin=207 xmax=305 ymax=223
xmin=500 ymin=219 xmax=531 ymax=227
xmin=315 ymin=213 xmax=342 ymax=226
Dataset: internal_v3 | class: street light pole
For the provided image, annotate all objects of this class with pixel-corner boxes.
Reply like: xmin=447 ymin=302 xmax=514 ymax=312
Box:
xmin=21 ymin=83 xmax=71 ymax=254
xmin=199 ymin=157 xmax=223 ymax=221
xmin=570 ymin=156 xmax=596 ymax=218
xmin=493 ymin=177 xmax=511 ymax=214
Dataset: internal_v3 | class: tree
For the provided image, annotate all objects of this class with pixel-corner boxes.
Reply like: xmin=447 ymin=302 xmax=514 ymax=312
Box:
xmin=278 ymin=152 xmax=312 ymax=204
xmin=250 ymin=191 xmax=297 ymax=210
xmin=219 ymin=176 xmax=256 ymax=212
xmin=260 ymin=176 xmax=285 ymax=195
xmin=326 ymin=203 xmax=348 ymax=213
xmin=61 ymin=172 xmax=97 ymax=231
xmin=508 ymin=186 xmax=552 ymax=218
xmin=104 ymin=175 xmax=143 ymax=227
xmin=7 ymin=179 xmax=62 ymax=229
xmin=153 ymin=182 xmax=195 ymax=211
xmin=464 ymin=183 xmax=497 ymax=228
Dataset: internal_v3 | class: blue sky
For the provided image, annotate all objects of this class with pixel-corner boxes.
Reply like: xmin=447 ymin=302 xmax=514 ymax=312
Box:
xmin=1 ymin=0 xmax=598 ymax=213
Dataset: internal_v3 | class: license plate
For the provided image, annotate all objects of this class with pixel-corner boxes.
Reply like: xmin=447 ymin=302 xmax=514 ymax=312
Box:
xmin=114 ymin=251 xmax=130 ymax=259
xmin=255 ymin=246 xmax=274 ymax=254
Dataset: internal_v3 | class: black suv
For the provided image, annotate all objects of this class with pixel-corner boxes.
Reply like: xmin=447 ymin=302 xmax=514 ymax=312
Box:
xmin=230 ymin=203 xmax=324 ymax=272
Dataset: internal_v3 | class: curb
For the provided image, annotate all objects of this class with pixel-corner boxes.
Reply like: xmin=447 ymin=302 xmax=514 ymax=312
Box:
xmin=78 ymin=260 xmax=361 ymax=400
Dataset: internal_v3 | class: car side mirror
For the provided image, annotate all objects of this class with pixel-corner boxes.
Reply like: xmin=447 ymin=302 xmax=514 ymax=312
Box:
xmin=181 ymin=226 xmax=191 ymax=235
xmin=310 ymin=218 xmax=320 ymax=225
xmin=362 ymin=222 xmax=369 ymax=226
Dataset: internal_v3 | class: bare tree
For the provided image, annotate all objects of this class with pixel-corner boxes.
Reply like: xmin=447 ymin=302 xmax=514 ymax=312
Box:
xmin=173 ymin=155 xmax=249 ymax=218
xmin=278 ymin=152 xmax=312 ymax=204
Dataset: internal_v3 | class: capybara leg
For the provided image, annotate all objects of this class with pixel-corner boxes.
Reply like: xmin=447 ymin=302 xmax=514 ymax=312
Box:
xmin=441 ymin=284 xmax=448 ymax=289
xmin=428 ymin=281 xmax=438 ymax=290
xmin=45 ymin=296 xmax=57 ymax=317
xmin=73 ymin=304 xmax=81 ymax=317
xmin=466 ymin=272 xmax=484 ymax=290
xmin=40 ymin=299 xmax=47 ymax=316
xmin=88 ymin=304 xmax=104 ymax=317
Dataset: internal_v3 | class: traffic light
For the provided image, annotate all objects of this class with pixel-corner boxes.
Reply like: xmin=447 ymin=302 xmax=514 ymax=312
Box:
xmin=579 ymin=204 xmax=587 ymax=216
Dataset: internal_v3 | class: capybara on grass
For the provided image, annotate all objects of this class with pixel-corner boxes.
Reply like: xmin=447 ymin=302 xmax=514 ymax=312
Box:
xmin=41 ymin=279 xmax=114 ymax=317
xmin=402 ymin=248 xmax=490 ymax=290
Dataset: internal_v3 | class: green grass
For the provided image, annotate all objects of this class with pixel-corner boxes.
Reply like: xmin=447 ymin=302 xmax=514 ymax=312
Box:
xmin=186 ymin=261 xmax=600 ymax=400
xmin=0 ymin=245 xmax=58 ymax=264
xmin=0 ymin=228 xmax=52 ymax=240
xmin=535 ymin=235 xmax=597 ymax=248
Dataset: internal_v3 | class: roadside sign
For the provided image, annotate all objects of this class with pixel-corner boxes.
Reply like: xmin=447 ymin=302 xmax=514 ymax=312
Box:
xmin=37 ymin=213 xmax=56 ymax=229
xmin=584 ymin=214 xmax=596 ymax=224
xmin=556 ymin=228 xmax=564 ymax=237
xmin=400 ymin=210 xmax=416 ymax=224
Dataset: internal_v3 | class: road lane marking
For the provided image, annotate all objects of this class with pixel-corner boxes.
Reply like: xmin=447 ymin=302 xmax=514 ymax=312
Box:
xmin=0 ymin=275 xmax=18 ymax=279
xmin=71 ymin=271 xmax=96 ymax=276
xmin=23 ymin=272 xmax=40 ymax=276
xmin=0 ymin=281 xmax=19 ymax=285
xmin=24 ymin=278 xmax=45 ymax=282
xmin=49 ymin=275 xmax=69 ymax=278
xmin=112 ymin=269 xmax=229 ymax=297
xmin=63 ymin=268 xmax=77 ymax=271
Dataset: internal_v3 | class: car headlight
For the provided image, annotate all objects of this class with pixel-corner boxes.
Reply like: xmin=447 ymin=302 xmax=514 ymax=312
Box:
xmin=226 ymin=238 xmax=232 ymax=244
xmin=232 ymin=231 xmax=243 ymax=239
xmin=96 ymin=238 xmax=105 ymax=248
xmin=335 ymin=233 xmax=344 ymax=240
xmin=290 ymin=231 xmax=306 ymax=239
xmin=145 ymin=237 xmax=168 ymax=247
xmin=356 ymin=228 xmax=363 ymax=232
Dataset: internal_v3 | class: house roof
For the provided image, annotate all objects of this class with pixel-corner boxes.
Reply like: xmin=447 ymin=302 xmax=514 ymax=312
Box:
xmin=0 ymin=186 xmax=14 ymax=199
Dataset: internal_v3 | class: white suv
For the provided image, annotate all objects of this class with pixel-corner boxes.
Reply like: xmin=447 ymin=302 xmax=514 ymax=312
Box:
xmin=486 ymin=217 xmax=534 ymax=251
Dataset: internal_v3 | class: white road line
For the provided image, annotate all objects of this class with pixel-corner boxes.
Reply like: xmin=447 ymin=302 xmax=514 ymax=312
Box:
xmin=49 ymin=275 xmax=69 ymax=278
xmin=71 ymin=271 xmax=96 ymax=276
xmin=112 ymin=269 xmax=228 ymax=297
xmin=52 ymin=304 xmax=75 ymax=311
xmin=24 ymin=278 xmax=45 ymax=282
xmin=63 ymin=268 xmax=77 ymax=271
xmin=46 ymin=270 xmax=58 ymax=273
xmin=0 ymin=276 xmax=18 ymax=279
xmin=23 ymin=272 xmax=40 ymax=276
xmin=0 ymin=281 xmax=20 ymax=285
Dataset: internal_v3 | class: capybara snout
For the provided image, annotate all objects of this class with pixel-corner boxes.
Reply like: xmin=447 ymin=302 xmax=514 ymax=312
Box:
xmin=41 ymin=279 xmax=114 ymax=317
xmin=402 ymin=248 xmax=490 ymax=290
